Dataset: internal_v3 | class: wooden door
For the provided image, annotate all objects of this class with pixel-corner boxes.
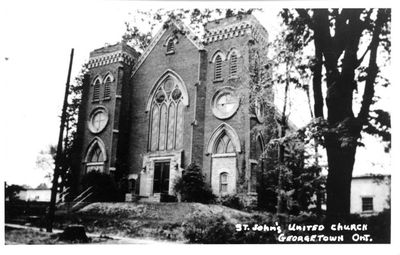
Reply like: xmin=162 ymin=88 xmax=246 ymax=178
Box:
xmin=153 ymin=161 xmax=170 ymax=194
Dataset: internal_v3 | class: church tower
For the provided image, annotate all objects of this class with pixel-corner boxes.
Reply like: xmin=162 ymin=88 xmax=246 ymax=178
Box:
xmin=202 ymin=14 xmax=270 ymax=199
xmin=74 ymin=41 xmax=137 ymax=188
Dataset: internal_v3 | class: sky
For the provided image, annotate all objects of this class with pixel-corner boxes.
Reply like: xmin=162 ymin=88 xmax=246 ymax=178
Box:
xmin=0 ymin=0 xmax=392 ymax=187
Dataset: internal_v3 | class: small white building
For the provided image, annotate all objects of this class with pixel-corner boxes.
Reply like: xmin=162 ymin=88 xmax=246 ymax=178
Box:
xmin=350 ymin=174 xmax=390 ymax=215
xmin=18 ymin=189 xmax=51 ymax=202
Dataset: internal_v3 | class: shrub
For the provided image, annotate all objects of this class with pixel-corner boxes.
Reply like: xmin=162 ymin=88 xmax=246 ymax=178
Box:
xmin=80 ymin=171 xmax=122 ymax=202
xmin=218 ymin=194 xmax=244 ymax=210
xmin=336 ymin=209 xmax=391 ymax=243
xmin=183 ymin=213 xmax=278 ymax=244
xmin=173 ymin=163 xmax=215 ymax=204
xmin=183 ymin=215 xmax=234 ymax=243
xmin=5 ymin=184 xmax=24 ymax=201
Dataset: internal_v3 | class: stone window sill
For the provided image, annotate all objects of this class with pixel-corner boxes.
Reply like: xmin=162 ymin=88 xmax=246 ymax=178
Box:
xmin=247 ymin=192 xmax=257 ymax=196
xmin=213 ymin=78 xmax=224 ymax=83
xmin=212 ymin=152 xmax=236 ymax=158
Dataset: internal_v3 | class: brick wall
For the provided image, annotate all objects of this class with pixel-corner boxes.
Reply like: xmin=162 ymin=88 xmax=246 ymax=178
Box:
xmin=202 ymin=29 xmax=252 ymax=193
xmin=76 ymin=15 xmax=273 ymax=199
xmin=128 ymin=24 xmax=203 ymax=177
xmin=79 ymin=42 xmax=136 ymax=184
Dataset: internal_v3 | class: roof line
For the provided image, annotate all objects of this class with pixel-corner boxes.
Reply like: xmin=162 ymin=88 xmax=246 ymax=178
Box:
xmin=131 ymin=21 xmax=204 ymax=78
xmin=131 ymin=26 xmax=166 ymax=78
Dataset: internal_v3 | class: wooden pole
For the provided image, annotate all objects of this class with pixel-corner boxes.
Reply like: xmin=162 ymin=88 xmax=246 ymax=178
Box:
xmin=46 ymin=48 xmax=74 ymax=232
xmin=59 ymin=118 xmax=70 ymax=201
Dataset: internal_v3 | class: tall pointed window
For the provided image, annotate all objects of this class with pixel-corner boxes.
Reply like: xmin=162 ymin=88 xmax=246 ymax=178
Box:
xmin=229 ymin=51 xmax=238 ymax=77
xmin=149 ymin=77 xmax=184 ymax=151
xmin=214 ymin=55 xmax=222 ymax=80
xmin=85 ymin=140 xmax=106 ymax=173
xmin=93 ymin=78 xmax=101 ymax=102
xmin=166 ymin=38 xmax=175 ymax=54
xmin=103 ymin=75 xmax=112 ymax=99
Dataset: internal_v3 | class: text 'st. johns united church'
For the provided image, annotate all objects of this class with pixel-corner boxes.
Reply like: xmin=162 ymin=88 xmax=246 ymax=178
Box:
xmin=73 ymin=14 xmax=275 ymax=202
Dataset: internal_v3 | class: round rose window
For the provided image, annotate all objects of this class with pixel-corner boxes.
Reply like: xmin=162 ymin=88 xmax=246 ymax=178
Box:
xmin=88 ymin=108 xmax=109 ymax=134
xmin=212 ymin=87 xmax=240 ymax=119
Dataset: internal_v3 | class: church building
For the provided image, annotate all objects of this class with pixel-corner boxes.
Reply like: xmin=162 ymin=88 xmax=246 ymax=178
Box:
xmin=73 ymin=14 xmax=274 ymax=202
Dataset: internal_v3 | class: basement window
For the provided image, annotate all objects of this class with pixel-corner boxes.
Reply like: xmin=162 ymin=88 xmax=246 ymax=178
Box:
xmin=362 ymin=197 xmax=373 ymax=212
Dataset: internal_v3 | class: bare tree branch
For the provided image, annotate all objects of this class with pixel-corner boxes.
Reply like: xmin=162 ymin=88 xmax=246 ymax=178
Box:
xmin=357 ymin=9 xmax=389 ymax=125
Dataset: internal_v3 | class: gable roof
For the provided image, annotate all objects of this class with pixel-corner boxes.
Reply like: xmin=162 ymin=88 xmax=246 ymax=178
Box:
xmin=131 ymin=20 xmax=204 ymax=77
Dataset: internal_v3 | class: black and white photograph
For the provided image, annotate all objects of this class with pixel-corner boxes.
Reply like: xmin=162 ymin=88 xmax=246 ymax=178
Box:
xmin=1 ymin=0 xmax=396 ymax=251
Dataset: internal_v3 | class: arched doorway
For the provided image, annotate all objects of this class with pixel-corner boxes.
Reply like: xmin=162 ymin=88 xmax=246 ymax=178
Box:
xmin=207 ymin=123 xmax=241 ymax=195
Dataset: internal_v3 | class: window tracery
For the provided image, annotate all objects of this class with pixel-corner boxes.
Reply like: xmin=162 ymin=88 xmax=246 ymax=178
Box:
xmin=149 ymin=77 xmax=185 ymax=151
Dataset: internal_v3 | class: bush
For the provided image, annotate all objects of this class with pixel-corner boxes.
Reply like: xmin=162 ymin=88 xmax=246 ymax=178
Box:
xmin=183 ymin=213 xmax=278 ymax=244
xmin=173 ymin=163 xmax=215 ymax=204
xmin=336 ymin=209 xmax=391 ymax=243
xmin=218 ymin=194 xmax=244 ymax=210
xmin=160 ymin=193 xmax=177 ymax=202
xmin=183 ymin=215 xmax=235 ymax=243
xmin=80 ymin=171 xmax=122 ymax=202
xmin=183 ymin=209 xmax=391 ymax=244
xmin=5 ymin=184 xmax=24 ymax=201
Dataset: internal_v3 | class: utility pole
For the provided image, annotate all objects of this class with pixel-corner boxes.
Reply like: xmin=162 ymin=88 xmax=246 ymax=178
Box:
xmin=46 ymin=48 xmax=74 ymax=232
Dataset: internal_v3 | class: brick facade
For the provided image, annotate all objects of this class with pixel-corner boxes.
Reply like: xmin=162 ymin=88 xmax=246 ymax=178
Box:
xmin=75 ymin=14 xmax=274 ymax=201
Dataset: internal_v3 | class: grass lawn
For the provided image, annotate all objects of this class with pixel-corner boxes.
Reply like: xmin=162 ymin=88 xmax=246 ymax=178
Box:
xmin=5 ymin=202 xmax=253 ymax=244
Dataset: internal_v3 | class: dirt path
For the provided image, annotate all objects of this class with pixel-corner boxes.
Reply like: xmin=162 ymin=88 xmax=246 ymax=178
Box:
xmin=5 ymin=223 xmax=178 ymax=244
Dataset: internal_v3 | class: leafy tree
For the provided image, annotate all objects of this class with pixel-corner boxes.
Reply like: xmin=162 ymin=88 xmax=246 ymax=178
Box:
xmin=259 ymin=131 xmax=325 ymax=214
xmin=173 ymin=163 xmax=215 ymax=204
xmin=36 ymin=183 xmax=49 ymax=189
xmin=58 ymin=64 xmax=87 ymax=200
xmin=123 ymin=8 xmax=257 ymax=52
xmin=247 ymin=21 xmax=325 ymax=214
xmin=35 ymin=145 xmax=56 ymax=184
xmin=281 ymin=9 xmax=391 ymax=220
xmin=5 ymin=183 xmax=24 ymax=201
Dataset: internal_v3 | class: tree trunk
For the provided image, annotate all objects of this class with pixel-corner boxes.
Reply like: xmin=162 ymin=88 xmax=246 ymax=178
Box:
xmin=325 ymin=134 xmax=356 ymax=222
xmin=312 ymin=9 xmax=363 ymax=220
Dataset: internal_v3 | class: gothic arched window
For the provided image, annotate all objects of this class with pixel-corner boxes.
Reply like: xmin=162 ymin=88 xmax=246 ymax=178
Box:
xmin=93 ymin=78 xmax=101 ymax=102
xmin=214 ymin=55 xmax=222 ymax=80
xmin=85 ymin=139 xmax=106 ymax=173
xmin=89 ymin=145 xmax=104 ymax=162
xmin=229 ymin=51 xmax=238 ymax=77
xmin=214 ymin=133 xmax=235 ymax=154
xmin=103 ymin=75 xmax=112 ymax=99
xmin=149 ymin=77 xmax=184 ymax=151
